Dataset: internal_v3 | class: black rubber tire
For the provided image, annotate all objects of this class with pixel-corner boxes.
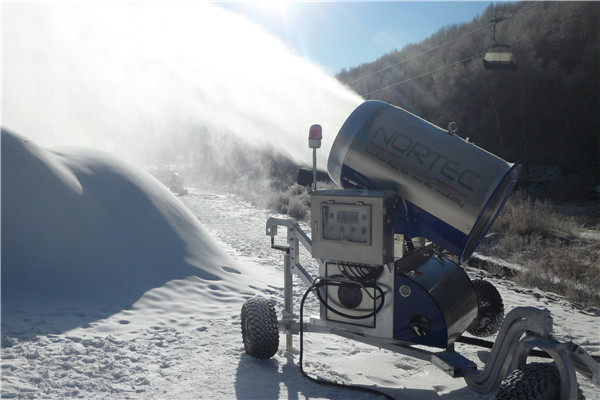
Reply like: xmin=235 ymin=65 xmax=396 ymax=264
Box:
xmin=467 ymin=279 xmax=504 ymax=337
xmin=496 ymin=362 xmax=585 ymax=400
xmin=241 ymin=296 xmax=279 ymax=359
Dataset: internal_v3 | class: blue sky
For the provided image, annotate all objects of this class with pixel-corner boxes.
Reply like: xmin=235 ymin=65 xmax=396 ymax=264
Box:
xmin=217 ymin=1 xmax=500 ymax=74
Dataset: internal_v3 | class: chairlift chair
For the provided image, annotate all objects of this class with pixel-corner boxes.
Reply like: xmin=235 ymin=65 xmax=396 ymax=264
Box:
xmin=483 ymin=43 xmax=518 ymax=70
xmin=483 ymin=15 xmax=518 ymax=70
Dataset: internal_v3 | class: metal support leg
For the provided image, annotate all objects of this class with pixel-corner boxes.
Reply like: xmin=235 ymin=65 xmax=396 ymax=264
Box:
xmin=283 ymin=252 xmax=294 ymax=355
xmin=267 ymin=217 xmax=316 ymax=357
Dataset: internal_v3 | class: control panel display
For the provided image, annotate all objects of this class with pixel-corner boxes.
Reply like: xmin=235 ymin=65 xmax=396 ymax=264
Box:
xmin=311 ymin=189 xmax=395 ymax=265
xmin=322 ymin=205 xmax=370 ymax=244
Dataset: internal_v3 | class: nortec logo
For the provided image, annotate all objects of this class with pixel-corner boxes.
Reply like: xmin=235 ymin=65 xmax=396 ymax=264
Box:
xmin=371 ymin=125 xmax=481 ymax=192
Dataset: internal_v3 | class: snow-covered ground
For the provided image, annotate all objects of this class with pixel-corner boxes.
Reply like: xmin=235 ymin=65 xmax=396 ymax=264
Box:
xmin=2 ymin=131 xmax=599 ymax=399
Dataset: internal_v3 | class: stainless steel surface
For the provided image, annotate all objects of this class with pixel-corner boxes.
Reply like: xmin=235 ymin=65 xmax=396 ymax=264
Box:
xmin=328 ymin=100 xmax=519 ymax=237
xmin=311 ymin=189 xmax=395 ymax=265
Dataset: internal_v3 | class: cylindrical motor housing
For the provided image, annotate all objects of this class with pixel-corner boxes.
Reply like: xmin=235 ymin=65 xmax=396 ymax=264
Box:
xmin=394 ymin=245 xmax=478 ymax=348
xmin=328 ymin=101 xmax=520 ymax=262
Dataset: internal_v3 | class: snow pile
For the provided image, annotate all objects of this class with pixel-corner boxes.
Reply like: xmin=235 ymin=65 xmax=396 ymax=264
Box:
xmin=1 ymin=128 xmax=263 ymax=336
xmin=0 ymin=129 xmax=281 ymax=398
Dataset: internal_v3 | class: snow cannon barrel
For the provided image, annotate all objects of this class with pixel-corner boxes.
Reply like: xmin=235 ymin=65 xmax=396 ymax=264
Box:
xmin=328 ymin=100 xmax=521 ymax=263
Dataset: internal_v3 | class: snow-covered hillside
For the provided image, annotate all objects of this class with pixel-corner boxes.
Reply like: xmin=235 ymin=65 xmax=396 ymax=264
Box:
xmin=1 ymin=130 xmax=599 ymax=399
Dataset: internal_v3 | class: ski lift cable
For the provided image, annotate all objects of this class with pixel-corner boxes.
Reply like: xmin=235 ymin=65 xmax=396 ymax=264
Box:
xmin=361 ymin=51 xmax=486 ymax=97
xmin=506 ymin=14 xmax=576 ymax=46
xmin=360 ymin=14 xmax=578 ymax=98
xmin=500 ymin=1 xmax=546 ymax=22
xmin=344 ymin=23 xmax=493 ymax=87
xmin=345 ymin=1 xmax=545 ymax=88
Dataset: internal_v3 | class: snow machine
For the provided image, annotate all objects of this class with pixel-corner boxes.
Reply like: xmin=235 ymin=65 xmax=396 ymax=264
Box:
xmin=168 ymin=171 xmax=188 ymax=196
xmin=242 ymin=101 xmax=600 ymax=399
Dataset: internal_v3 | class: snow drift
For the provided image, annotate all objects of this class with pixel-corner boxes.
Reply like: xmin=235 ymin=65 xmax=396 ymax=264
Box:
xmin=1 ymin=128 xmax=256 ymax=334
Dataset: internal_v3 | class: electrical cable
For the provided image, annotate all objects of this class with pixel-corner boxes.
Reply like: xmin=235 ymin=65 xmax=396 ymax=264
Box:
xmin=339 ymin=263 xmax=383 ymax=284
xmin=361 ymin=51 xmax=486 ymax=97
xmin=299 ymin=280 xmax=396 ymax=400
xmin=344 ymin=24 xmax=492 ymax=87
xmin=337 ymin=263 xmax=385 ymax=304
xmin=314 ymin=278 xmax=385 ymax=320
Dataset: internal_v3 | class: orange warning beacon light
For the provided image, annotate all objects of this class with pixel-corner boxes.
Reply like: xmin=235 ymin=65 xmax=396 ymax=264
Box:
xmin=309 ymin=124 xmax=322 ymax=149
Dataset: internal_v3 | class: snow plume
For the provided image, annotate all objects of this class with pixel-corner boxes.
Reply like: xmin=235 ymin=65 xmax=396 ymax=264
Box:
xmin=2 ymin=2 xmax=362 ymax=179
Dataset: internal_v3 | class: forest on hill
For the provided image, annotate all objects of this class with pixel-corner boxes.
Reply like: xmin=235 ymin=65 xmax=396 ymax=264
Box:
xmin=337 ymin=1 xmax=599 ymax=200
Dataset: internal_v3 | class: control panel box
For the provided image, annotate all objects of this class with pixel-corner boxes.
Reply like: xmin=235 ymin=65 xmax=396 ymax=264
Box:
xmin=311 ymin=189 xmax=396 ymax=265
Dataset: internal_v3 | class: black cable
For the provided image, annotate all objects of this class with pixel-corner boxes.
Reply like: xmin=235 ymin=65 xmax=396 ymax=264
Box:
xmin=314 ymin=278 xmax=385 ymax=320
xmin=340 ymin=263 xmax=383 ymax=284
xmin=299 ymin=281 xmax=396 ymax=400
